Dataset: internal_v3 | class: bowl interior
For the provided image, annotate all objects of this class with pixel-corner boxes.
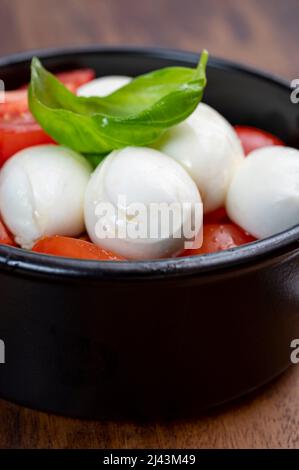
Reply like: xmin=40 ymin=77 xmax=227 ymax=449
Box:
xmin=0 ymin=46 xmax=298 ymax=278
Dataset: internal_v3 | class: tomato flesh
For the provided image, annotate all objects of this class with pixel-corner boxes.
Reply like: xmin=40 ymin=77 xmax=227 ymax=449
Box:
xmin=32 ymin=236 xmax=125 ymax=261
xmin=235 ymin=125 xmax=284 ymax=156
xmin=0 ymin=112 xmax=54 ymax=165
xmin=18 ymin=68 xmax=96 ymax=92
xmin=55 ymin=69 xmax=95 ymax=90
xmin=183 ymin=223 xmax=255 ymax=256
xmin=0 ymin=218 xmax=15 ymax=246
xmin=204 ymin=207 xmax=230 ymax=224
xmin=0 ymin=90 xmax=28 ymax=116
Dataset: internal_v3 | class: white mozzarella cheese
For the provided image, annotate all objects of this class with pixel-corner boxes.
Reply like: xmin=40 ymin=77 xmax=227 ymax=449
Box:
xmin=84 ymin=146 xmax=202 ymax=259
xmin=226 ymin=146 xmax=299 ymax=238
xmin=0 ymin=145 xmax=92 ymax=248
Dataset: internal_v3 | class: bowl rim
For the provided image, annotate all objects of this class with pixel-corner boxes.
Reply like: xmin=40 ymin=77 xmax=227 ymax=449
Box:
xmin=0 ymin=45 xmax=298 ymax=281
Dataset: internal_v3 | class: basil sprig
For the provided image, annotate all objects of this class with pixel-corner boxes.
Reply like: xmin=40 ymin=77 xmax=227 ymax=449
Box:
xmin=29 ymin=50 xmax=208 ymax=159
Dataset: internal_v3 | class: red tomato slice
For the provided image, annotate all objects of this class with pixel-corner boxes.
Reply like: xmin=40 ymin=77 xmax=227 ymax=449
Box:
xmin=0 ymin=218 xmax=16 ymax=246
xmin=32 ymin=236 xmax=125 ymax=261
xmin=0 ymin=90 xmax=28 ymax=116
xmin=55 ymin=69 xmax=95 ymax=90
xmin=0 ymin=112 xmax=54 ymax=166
xmin=204 ymin=207 xmax=230 ymax=224
xmin=18 ymin=68 xmax=95 ymax=92
xmin=183 ymin=223 xmax=255 ymax=256
xmin=235 ymin=125 xmax=284 ymax=156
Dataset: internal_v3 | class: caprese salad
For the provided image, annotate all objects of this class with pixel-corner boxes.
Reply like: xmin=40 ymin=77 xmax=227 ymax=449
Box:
xmin=0 ymin=50 xmax=298 ymax=261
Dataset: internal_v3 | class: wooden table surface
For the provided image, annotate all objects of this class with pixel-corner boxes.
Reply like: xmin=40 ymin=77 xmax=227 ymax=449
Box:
xmin=0 ymin=0 xmax=299 ymax=449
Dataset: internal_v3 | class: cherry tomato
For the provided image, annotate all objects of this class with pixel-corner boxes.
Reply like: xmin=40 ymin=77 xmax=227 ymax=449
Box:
xmin=0 ymin=90 xmax=28 ymax=116
xmin=55 ymin=69 xmax=95 ymax=90
xmin=0 ymin=112 xmax=54 ymax=166
xmin=235 ymin=125 xmax=284 ymax=156
xmin=0 ymin=218 xmax=15 ymax=246
xmin=18 ymin=68 xmax=95 ymax=92
xmin=204 ymin=207 xmax=229 ymax=224
xmin=32 ymin=236 xmax=125 ymax=261
xmin=183 ymin=223 xmax=255 ymax=256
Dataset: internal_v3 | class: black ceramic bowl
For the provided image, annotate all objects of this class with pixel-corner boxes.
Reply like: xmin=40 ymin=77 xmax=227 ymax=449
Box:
xmin=0 ymin=46 xmax=298 ymax=420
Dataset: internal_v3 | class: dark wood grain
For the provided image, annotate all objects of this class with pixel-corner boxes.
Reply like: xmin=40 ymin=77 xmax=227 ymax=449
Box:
xmin=0 ymin=367 xmax=298 ymax=449
xmin=1 ymin=0 xmax=299 ymax=78
xmin=0 ymin=0 xmax=299 ymax=449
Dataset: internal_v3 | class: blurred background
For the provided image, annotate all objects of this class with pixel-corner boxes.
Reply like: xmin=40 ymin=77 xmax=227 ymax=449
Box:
xmin=0 ymin=0 xmax=298 ymax=78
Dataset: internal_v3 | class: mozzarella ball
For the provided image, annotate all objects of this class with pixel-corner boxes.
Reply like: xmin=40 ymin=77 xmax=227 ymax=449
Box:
xmin=155 ymin=103 xmax=245 ymax=213
xmin=84 ymin=147 xmax=202 ymax=259
xmin=226 ymin=146 xmax=299 ymax=239
xmin=77 ymin=75 xmax=131 ymax=97
xmin=0 ymin=145 xmax=92 ymax=248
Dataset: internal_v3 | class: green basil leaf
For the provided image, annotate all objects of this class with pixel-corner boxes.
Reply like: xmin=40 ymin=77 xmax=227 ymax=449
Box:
xmin=85 ymin=153 xmax=106 ymax=169
xmin=29 ymin=50 xmax=208 ymax=155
